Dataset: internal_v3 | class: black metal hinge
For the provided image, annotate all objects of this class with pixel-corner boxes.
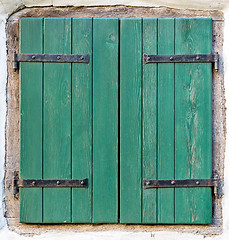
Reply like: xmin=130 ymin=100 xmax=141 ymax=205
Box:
xmin=13 ymin=52 xmax=90 ymax=71
xmin=143 ymin=177 xmax=220 ymax=197
xmin=13 ymin=172 xmax=88 ymax=196
xmin=143 ymin=53 xmax=219 ymax=71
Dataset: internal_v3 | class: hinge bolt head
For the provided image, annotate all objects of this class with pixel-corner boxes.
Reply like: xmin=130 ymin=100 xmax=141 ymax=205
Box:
xmin=57 ymin=181 xmax=60 ymax=185
xmin=146 ymin=181 xmax=151 ymax=186
xmin=57 ymin=56 xmax=61 ymax=60
xmin=80 ymin=56 xmax=84 ymax=61
xmin=196 ymin=56 xmax=200 ymax=60
xmin=170 ymin=56 xmax=174 ymax=61
xmin=81 ymin=180 xmax=84 ymax=185
xmin=171 ymin=180 xmax=175 ymax=185
xmin=32 ymin=55 xmax=36 ymax=59
xmin=196 ymin=181 xmax=200 ymax=185
xmin=147 ymin=57 xmax=151 ymax=61
xmin=32 ymin=181 xmax=36 ymax=185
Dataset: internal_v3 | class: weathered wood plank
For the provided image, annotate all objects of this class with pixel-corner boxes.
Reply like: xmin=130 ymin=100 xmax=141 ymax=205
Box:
xmin=72 ymin=18 xmax=93 ymax=223
xmin=142 ymin=18 xmax=157 ymax=224
xmin=175 ymin=18 xmax=212 ymax=224
xmin=120 ymin=18 xmax=142 ymax=223
xmin=93 ymin=18 xmax=119 ymax=223
xmin=157 ymin=18 xmax=175 ymax=223
xmin=43 ymin=18 xmax=72 ymax=223
xmin=20 ymin=18 xmax=43 ymax=223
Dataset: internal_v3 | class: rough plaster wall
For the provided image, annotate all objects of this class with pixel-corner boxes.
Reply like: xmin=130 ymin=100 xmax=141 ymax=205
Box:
xmin=0 ymin=17 xmax=7 ymax=230
xmin=0 ymin=1 xmax=228 ymax=240
xmin=2 ymin=0 xmax=229 ymax=11
xmin=222 ymin=8 xmax=229 ymax=240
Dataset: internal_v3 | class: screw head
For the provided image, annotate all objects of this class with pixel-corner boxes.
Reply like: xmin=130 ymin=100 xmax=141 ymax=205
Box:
xmin=57 ymin=56 xmax=61 ymax=60
xmin=147 ymin=57 xmax=151 ymax=61
xmin=80 ymin=180 xmax=84 ymax=185
xmin=32 ymin=181 xmax=36 ymax=185
xmin=171 ymin=180 xmax=175 ymax=185
xmin=170 ymin=56 xmax=174 ymax=61
xmin=80 ymin=56 xmax=84 ymax=61
xmin=31 ymin=55 xmax=36 ymax=59
xmin=196 ymin=56 xmax=200 ymax=60
xmin=146 ymin=181 xmax=151 ymax=186
xmin=57 ymin=181 xmax=60 ymax=185
xmin=196 ymin=181 xmax=200 ymax=185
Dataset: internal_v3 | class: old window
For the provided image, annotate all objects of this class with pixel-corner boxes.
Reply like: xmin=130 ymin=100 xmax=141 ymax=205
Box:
xmin=19 ymin=17 xmax=212 ymax=224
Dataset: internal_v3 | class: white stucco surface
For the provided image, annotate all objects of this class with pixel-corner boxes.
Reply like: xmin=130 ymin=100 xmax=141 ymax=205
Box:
xmin=0 ymin=1 xmax=229 ymax=239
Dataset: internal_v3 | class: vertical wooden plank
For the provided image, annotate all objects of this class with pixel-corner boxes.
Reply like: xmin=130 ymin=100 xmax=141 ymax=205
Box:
xmin=72 ymin=18 xmax=92 ymax=223
xmin=20 ymin=18 xmax=43 ymax=223
xmin=175 ymin=18 xmax=212 ymax=224
xmin=157 ymin=18 xmax=175 ymax=223
xmin=43 ymin=18 xmax=71 ymax=223
xmin=120 ymin=18 xmax=142 ymax=223
xmin=93 ymin=18 xmax=119 ymax=223
xmin=142 ymin=18 xmax=157 ymax=224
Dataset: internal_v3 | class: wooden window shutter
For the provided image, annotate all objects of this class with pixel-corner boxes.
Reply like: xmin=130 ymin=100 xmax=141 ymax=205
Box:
xmin=19 ymin=17 xmax=119 ymax=223
xmin=120 ymin=18 xmax=212 ymax=224
xmin=19 ymin=17 xmax=212 ymax=224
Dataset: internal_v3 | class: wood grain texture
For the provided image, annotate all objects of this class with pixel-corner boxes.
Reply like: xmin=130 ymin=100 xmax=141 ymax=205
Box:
xmin=120 ymin=18 xmax=142 ymax=223
xmin=157 ymin=18 xmax=175 ymax=223
xmin=142 ymin=18 xmax=157 ymax=224
xmin=72 ymin=18 xmax=93 ymax=223
xmin=93 ymin=18 xmax=119 ymax=223
xmin=20 ymin=18 xmax=43 ymax=223
xmin=43 ymin=18 xmax=72 ymax=223
xmin=175 ymin=18 xmax=212 ymax=224
xmin=19 ymin=17 xmax=213 ymax=224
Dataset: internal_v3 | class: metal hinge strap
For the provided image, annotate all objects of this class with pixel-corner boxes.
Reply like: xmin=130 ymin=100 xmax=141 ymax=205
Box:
xmin=143 ymin=53 xmax=219 ymax=71
xmin=143 ymin=178 xmax=220 ymax=197
xmin=13 ymin=175 xmax=88 ymax=196
xmin=13 ymin=52 xmax=90 ymax=71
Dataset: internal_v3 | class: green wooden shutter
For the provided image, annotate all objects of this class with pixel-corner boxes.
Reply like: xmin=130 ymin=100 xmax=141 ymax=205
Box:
xmin=20 ymin=17 xmax=212 ymax=224
xmin=174 ymin=18 xmax=212 ymax=224
xmin=71 ymin=18 xmax=93 ymax=223
xmin=20 ymin=18 xmax=43 ymax=223
xmin=93 ymin=18 xmax=119 ymax=223
xmin=20 ymin=17 xmax=118 ymax=223
xmin=120 ymin=18 xmax=142 ymax=223
xmin=120 ymin=18 xmax=212 ymax=224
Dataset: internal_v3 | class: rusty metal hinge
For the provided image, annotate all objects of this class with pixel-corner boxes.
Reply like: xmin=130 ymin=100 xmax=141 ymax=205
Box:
xmin=13 ymin=52 xmax=90 ymax=71
xmin=143 ymin=53 xmax=219 ymax=71
xmin=143 ymin=177 xmax=220 ymax=197
xmin=13 ymin=172 xmax=88 ymax=196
